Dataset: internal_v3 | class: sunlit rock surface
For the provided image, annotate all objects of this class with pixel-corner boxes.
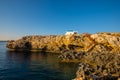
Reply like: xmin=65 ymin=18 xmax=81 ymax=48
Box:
xmin=6 ymin=32 xmax=120 ymax=53
xmin=6 ymin=32 xmax=120 ymax=80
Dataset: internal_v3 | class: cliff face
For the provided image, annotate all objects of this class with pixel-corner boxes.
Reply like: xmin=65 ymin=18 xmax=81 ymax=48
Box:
xmin=6 ymin=32 xmax=120 ymax=53
xmin=6 ymin=32 xmax=120 ymax=80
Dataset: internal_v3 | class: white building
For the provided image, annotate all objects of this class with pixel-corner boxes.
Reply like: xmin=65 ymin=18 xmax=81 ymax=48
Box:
xmin=65 ymin=30 xmax=78 ymax=35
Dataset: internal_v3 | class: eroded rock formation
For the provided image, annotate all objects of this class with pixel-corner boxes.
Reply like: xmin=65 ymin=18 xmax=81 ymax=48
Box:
xmin=73 ymin=52 xmax=120 ymax=80
xmin=6 ymin=32 xmax=120 ymax=80
xmin=6 ymin=32 xmax=120 ymax=52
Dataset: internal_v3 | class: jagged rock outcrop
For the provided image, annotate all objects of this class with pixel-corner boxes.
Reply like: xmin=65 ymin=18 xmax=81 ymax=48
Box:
xmin=73 ymin=52 xmax=120 ymax=80
xmin=6 ymin=32 xmax=120 ymax=53
xmin=6 ymin=32 xmax=120 ymax=80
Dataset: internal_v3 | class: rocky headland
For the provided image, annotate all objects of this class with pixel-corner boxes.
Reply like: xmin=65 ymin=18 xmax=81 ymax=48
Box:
xmin=6 ymin=32 xmax=120 ymax=80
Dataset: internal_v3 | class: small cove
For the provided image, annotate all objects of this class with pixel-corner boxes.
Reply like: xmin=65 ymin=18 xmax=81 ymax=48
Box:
xmin=0 ymin=42 xmax=78 ymax=80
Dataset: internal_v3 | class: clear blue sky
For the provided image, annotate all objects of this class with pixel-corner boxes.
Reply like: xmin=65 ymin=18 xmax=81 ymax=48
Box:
xmin=0 ymin=0 xmax=120 ymax=40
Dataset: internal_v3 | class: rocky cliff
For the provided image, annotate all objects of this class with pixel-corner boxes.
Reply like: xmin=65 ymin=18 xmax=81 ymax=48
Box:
xmin=6 ymin=32 xmax=120 ymax=53
xmin=6 ymin=32 xmax=120 ymax=80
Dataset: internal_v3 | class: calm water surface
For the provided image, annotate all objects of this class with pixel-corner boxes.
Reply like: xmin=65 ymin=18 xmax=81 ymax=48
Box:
xmin=0 ymin=42 xmax=78 ymax=80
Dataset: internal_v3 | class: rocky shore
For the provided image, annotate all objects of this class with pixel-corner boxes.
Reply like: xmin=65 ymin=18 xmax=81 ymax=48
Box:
xmin=6 ymin=32 xmax=120 ymax=80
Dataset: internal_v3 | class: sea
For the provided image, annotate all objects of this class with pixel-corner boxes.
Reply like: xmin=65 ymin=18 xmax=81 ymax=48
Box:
xmin=0 ymin=41 xmax=78 ymax=80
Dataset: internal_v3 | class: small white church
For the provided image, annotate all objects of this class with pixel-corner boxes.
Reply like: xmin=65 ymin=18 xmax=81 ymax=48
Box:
xmin=65 ymin=30 xmax=78 ymax=35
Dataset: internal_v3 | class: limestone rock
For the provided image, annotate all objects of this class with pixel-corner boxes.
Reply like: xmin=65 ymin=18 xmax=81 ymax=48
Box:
xmin=6 ymin=32 xmax=120 ymax=53
xmin=6 ymin=32 xmax=120 ymax=80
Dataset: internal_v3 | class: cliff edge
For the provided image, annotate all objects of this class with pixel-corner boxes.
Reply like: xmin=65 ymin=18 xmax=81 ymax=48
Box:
xmin=6 ymin=32 xmax=120 ymax=53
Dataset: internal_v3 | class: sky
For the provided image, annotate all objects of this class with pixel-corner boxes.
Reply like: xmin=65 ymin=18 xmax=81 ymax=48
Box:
xmin=0 ymin=0 xmax=120 ymax=40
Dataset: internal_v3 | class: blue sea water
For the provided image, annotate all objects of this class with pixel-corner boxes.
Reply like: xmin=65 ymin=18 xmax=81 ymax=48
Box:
xmin=0 ymin=42 xmax=78 ymax=80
